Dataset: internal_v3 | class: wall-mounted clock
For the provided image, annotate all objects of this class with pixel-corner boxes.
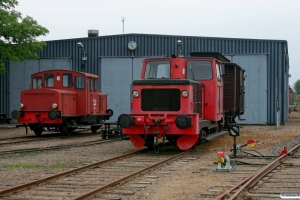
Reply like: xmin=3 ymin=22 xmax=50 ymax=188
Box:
xmin=128 ymin=41 xmax=137 ymax=50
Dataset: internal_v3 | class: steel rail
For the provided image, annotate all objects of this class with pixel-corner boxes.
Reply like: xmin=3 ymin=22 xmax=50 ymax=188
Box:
xmin=0 ymin=137 xmax=57 ymax=145
xmin=72 ymin=150 xmax=191 ymax=200
xmin=214 ymin=143 xmax=300 ymax=200
xmin=0 ymin=135 xmax=38 ymax=141
xmin=0 ymin=126 xmax=103 ymax=141
xmin=0 ymin=129 xmax=104 ymax=146
xmin=0 ymin=149 xmax=142 ymax=197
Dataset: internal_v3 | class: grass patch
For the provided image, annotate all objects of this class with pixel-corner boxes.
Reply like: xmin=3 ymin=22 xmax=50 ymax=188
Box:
xmin=7 ymin=164 xmax=40 ymax=169
xmin=49 ymin=162 xmax=85 ymax=169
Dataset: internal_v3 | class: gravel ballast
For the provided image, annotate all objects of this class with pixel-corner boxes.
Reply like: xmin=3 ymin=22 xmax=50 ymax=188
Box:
xmin=0 ymin=112 xmax=300 ymax=199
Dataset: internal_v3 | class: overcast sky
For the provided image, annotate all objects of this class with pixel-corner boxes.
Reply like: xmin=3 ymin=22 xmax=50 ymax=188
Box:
xmin=16 ymin=0 xmax=299 ymax=86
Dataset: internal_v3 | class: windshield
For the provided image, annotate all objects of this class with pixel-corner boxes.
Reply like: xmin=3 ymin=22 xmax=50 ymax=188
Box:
xmin=45 ymin=73 xmax=54 ymax=87
xmin=144 ymin=61 xmax=170 ymax=79
xmin=32 ymin=76 xmax=42 ymax=88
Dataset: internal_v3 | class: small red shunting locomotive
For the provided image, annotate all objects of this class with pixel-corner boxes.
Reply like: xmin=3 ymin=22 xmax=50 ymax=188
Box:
xmin=11 ymin=69 xmax=113 ymax=135
xmin=118 ymin=51 xmax=245 ymax=151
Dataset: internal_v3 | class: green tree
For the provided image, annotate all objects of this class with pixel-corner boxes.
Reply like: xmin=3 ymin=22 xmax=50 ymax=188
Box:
xmin=0 ymin=0 xmax=49 ymax=74
xmin=295 ymin=80 xmax=300 ymax=95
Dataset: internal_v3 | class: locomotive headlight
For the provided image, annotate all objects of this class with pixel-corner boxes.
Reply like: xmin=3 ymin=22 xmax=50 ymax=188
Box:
xmin=132 ymin=90 xmax=139 ymax=98
xmin=182 ymin=90 xmax=189 ymax=97
xmin=52 ymin=103 xmax=58 ymax=109
xmin=19 ymin=103 xmax=24 ymax=109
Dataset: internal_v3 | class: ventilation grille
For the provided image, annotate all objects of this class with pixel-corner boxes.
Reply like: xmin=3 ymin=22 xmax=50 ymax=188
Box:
xmin=141 ymin=89 xmax=180 ymax=111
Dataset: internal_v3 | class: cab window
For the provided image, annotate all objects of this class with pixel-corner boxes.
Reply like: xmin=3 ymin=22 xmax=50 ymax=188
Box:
xmin=91 ymin=79 xmax=95 ymax=90
xmin=87 ymin=78 xmax=90 ymax=90
xmin=45 ymin=73 xmax=54 ymax=87
xmin=63 ymin=73 xmax=72 ymax=87
xmin=75 ymin=76 xmax=84 ymax=90
xmin=186 ymin=61 xmax=212 ymax=80
xmin=94 ymin=79 xmax=98 ymax=91
xmin=88 ymin=78 xmax=97 ymax=91
xmin=216 ymin=63 xmax=222 ymax=82
xmin=144 ymin=61 xmax=170 ymax=79
xmin=32 ymin=76 xmax=42 ymax=88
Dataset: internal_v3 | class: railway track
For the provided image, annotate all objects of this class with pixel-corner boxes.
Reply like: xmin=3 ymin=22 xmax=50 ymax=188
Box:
xmin=0 ymin=127 xmax=123 ymax=155
xmin=0 ymin=148 xmax=195 ymax=199
xmin=0 ymin=137 xmax=121 ymax=155
xmin=0 ymin=131 xmax=104 ymax=146
xmin=0 ymin=128 xmax=103 ymax=143
xmin=0 ymin=136 xmax=59 ymax=146
xmin=211 ymin=143 xmax=300 ymax=200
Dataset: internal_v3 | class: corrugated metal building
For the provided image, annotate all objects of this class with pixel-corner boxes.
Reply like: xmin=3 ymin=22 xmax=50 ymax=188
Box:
xmin=0 ymin=33 xmax=289 ymax=125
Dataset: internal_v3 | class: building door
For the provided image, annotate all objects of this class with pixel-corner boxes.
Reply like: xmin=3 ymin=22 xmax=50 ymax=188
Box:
xmin=225 ymin=54 xmax=268 ymax=124
xmin=100 ymin=57 xmax=145 ymax=122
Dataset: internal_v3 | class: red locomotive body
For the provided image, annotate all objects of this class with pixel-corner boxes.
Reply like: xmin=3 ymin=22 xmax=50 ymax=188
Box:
xmin=118 ymin=52 xmax=245 ymax=150
xmin=11 ymin=69 xmax=113 ymax=135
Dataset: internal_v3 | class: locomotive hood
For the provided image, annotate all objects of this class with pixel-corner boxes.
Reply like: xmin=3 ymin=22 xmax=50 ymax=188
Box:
xmin=20 ymin=88 xmax=76 ymax=111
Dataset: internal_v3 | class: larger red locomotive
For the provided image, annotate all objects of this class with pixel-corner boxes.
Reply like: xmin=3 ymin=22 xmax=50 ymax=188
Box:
xmin=11 ymin=69 xmax=113 ymax=135
xmin=118 ymin=52 xmax=245 ymax=150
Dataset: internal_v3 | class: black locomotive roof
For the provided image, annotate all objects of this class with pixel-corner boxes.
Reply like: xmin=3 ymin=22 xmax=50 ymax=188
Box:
xmin=189 ymin=52 xmax=230 ymax=63
xmin=132 ymin=79 xmax=203 ymax=85
xmin=224 ymin=62 xmax=246 ymax=72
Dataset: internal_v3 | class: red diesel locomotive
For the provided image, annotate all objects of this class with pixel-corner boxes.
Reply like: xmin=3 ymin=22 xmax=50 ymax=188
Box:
xmin=118 ymin=52 xmax=245 ymax=150
xmin=11 ymin=69 xmax=113 ymax=136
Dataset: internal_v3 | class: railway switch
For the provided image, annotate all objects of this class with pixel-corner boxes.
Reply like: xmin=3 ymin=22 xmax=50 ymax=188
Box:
xmin=215 ymin=151 xmax=234 ymax=172
xmin=278 ymin=145 xmax=287 ymax=157
xmin=230 ymin=138 xmax=260 ymax=158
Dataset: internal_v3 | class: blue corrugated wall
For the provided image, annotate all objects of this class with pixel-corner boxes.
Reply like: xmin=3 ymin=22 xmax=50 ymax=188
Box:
xmin=0 ymin=33 xmax=289 ymax=124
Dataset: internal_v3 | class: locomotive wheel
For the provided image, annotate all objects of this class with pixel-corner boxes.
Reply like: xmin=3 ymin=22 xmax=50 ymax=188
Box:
xmin=59 ymin=124 xmax=73 ymax=136
xmin=33 ymin=126 xmax=43 ymax=136
xmin=91 ymin=126 xmax=99 ymax=133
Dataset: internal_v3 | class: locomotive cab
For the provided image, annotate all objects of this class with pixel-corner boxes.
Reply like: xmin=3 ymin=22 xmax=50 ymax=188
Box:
xmin=11 ymin=70 xmax=113 ymax=136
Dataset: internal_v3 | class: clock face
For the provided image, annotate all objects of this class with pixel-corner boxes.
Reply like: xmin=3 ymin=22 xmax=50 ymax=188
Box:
xmin=128 ymin=41 xmax=137 ymax=50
